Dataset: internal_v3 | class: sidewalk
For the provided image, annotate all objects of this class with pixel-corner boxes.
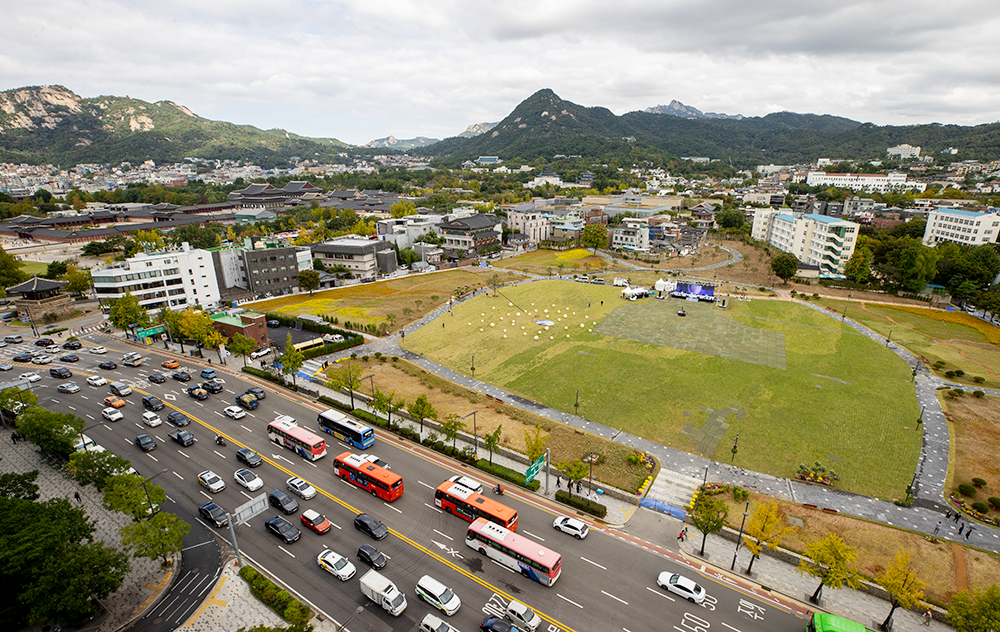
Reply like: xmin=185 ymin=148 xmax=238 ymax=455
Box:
xmin=0 ymin=431 xmax=168 ymax=632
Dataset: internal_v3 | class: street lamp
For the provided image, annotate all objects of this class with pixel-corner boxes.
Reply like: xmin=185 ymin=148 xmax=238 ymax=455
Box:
xmin=361 ymin=374 xmax=375 ymax=395
xmin=731 ymin=501 xmax=750 ymax=571
xmin=138 ymin=468 xmax=169 ymax=520
xmin=731 ymin=433 xmax=739 ymax=463
xmin=462 ymin=411 xmax=478 ymax=458
xmin=574 ymin=389 xmax=579 ymax=416
xmin=337 ymin=605 xmax=365 ymax=632
xmin=79 ymin=420 xmax=108 ymax=453
xmin=588 ymin=451 xmax=596 ymax=496
xmin=470 ymin=354 xmax=475 ymax=380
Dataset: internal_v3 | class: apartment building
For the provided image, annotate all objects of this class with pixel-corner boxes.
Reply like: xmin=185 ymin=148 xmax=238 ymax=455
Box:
xmin=752 ymin=211 xmax=859 ymax=276
xmin=92 ymin=243 xmax=220 ymax=312
xmin=805 ymin=171 xmax=927 ymax=193
xmin=922 ymin=208 xmax=1000 ymax=247
xmin=311 ymin=237 xmax=397 ymax=282
xmin=507 ymin=205 xmax=551 ymax=244
xmin=611 ymin=217 xmax=650 ymax=251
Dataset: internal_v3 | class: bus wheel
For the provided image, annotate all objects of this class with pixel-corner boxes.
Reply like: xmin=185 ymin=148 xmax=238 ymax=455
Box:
xmin=371 ymin=490 xmax=378 ymax=497
xmin=480 ymin=548 xmax=487 ymax=556
xmin=521 ymin=569 xmax=531 ymax=579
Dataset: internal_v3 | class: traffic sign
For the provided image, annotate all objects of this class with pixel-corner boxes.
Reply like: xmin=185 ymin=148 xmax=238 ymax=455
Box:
xmin=135 ymin=325 xmax=165 ymax=338
xmin=525 ymin=453 xmax=545 ymax=485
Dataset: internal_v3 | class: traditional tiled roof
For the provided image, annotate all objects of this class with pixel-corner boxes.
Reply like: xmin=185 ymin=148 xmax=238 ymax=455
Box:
xmin=7 ymin=276 xmax=68 ymax=293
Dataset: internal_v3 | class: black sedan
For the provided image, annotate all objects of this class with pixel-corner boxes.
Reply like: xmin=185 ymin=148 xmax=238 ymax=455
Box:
xmin=236 ymin=448 xmax=262 ymax=467
xmin=357 ymin=544 xmax=387 ymax=569
xmin=198 ymin=501 xmax=229 ymax=528
xmin=480 ymin=617 xmax=521 ymax=632
xmin=148 ymin=373 xmax=167 ymax=384
xmin=62 ymin=341 xmax=82 ymax=350
xmin=135 ymin=434 xmax=156 ymax=452
xmin=353 ymin=513 xmax=388 ymax=540
xmin=59 ymin=354 xmax=79 ymax=363
xmin=12 ymin=353 xmax=32 ymax=362
xmin=98 ymin=361 xmax=117 ymax=370
xmin=167 ymin=412 xmax=191 ymax=427
xmin=171 ymin=371 xmax=191 ymax=382
xmin=35 ymin=338 xmax=54 ymax=347
xmin=264 ymin=516 xmax=301 ymax=544
xmin=266 ymin=319 xmax=280 ymax=328
xmin=245 ymin=386 xmax=266 ymax=400
xmin=202 ymin=380 xmax=224 ymax=394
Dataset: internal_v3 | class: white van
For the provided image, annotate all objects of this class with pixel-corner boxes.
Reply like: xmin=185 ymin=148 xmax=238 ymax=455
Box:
xmin=110 ymin=382 xmax=132 ymax=397
xmin=414 ymin=575 xmax=461 ymax=616
xmin=4 ymin=334 xmax=23 ymax=344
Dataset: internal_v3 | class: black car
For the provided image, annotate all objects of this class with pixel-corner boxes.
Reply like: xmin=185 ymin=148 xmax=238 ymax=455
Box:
xmin=480 ymin=617 xmax=521 ymax=632
xmin=202 ymin=380 xmax=224 ymax=394
xmin=62 ymin=341 xmax=82 ymax=350
xmin=357 ymin=544 xmax=387 ymax=569
xmin=135 ymin=434 xmax=156 ymax=452
xmin=59 ymin=354 xmax=79 ymax=363
xmin=148 ymin=373 xmax=166 ymax=384
xmin=172 ymin=371 xmax=191 ymax=382
xmin=268 ymin=490 xmax=299 ymax=515
xmin=236 ymin=448 xmax=262 ymax=467
xmin=49 ymin=367 xmax=72 ymax=379
xmin=98 ymin=361 xmax=117 ymax=370
xmin=12 ymin=353 xmax=32 ymax=362
xmin=142 ymin=395 xmax=164 ymax=411
xmin=198 ymin=501 xmax=228 ymax=528
xmin=353 ymin=513 xmax=388 ymax=540
xmin=264 ymin=515 xmax=301 ymax=544
xmin=35 ymin=338 xmax=54 ymax=347
xmin=167 ymin=411 xmax=191 ymax=426
xmin=245 ymin=386 xmax=266 ymax=400
xmin=266 ymin=319 xmax=280 ymax=328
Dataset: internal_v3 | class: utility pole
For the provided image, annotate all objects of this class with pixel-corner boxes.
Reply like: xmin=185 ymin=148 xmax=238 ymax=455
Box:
xmin=731 ymin=502 xmax=750 ymax=571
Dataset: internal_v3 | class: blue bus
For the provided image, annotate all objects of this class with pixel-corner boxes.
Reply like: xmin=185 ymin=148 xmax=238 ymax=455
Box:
xmin=317 ymin=409 xmax=375 ymax=450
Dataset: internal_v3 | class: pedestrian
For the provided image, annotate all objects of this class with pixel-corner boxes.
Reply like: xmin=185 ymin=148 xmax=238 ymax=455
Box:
xmin=933 ymin=521 xmax=941 ymax=535
xmin=576 ymin=481 xmax=582 ymax=494
xmin=600 ymin=301 xmax=603 ymax=306
xmin=10 ymin=433 xmax=16 ymax=445
xmin=677 ymin=529 xmax=685 ymax=543
xmin=946 ymin=509 xmax=952 ymax=520
xmin=74 ymin=491 xmax=82 ymax=503
xmin=959 ymin=521 xmax=964 ymax=533
xmin=954 ymin=512 xmax=961 ymax=523
xmin=922 ymin=609 xmax=932 ymax=626
xmin=966 ymin=526 xmax=974 ymax=540
xmin=588 ymin=302 xmax=591 ymax=308
xmin=556 ymin=476 xmax=561 ymax=488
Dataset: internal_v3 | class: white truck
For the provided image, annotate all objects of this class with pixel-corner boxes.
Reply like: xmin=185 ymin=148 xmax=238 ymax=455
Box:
xmin=359 ymin=569 xmax=407 ymax=617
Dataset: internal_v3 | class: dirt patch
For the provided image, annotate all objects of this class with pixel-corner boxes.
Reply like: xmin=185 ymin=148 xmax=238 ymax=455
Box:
xmin=943 ymin=394 xmax=1000 ymax=506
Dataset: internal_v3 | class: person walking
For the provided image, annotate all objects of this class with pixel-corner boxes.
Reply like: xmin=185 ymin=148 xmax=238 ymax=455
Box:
xmin=922 ymin=609 xmax=932 ymax=626
xmin=966 ymin=525 xmax=974 ymax=540
xmin=933 ymin=521 xmax=941 ymax=536
xmin=576 ymin=481 xmax=582 ymax=494
xmin=954 ymin=512 xmax=961 ymax=523
xmin=677 ymin=529 xmax=685 ymax=543
xmin=556 ymin=476 xmax=561 ymax=488
xmin=74 ymin=491 xmax=82 ymax=503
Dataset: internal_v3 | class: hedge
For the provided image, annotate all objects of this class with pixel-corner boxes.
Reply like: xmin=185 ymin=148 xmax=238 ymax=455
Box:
xmin=318 ymin=395 xmax=353 ymax=413
xmin=242 ymin=366 xmax=297 ymax=391
xmin=989 ymin=497 xmax=1000 ymax=510
xmin=555 ymin=490 xmax=607 ymax=519
xmin=959 ymin=483 xmax=977 ymax=496
xmin=476 ymin=459 xmax=541 ymax=492
xmin=239 ymin=565 xmax=312 ymax=626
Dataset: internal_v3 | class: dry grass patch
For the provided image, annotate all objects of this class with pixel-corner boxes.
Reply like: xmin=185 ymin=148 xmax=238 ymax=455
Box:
xmin=493 ymin=249 xmax=608 ymax=276
xmin=943 ymin=394 xmax=1000 ymax=506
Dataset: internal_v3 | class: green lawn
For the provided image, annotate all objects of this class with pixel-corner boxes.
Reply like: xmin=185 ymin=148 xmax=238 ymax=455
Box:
xmin=406 ymin=281 xmax=922 ymax=499
xmin=19 ymin=261 xmax=48 ymax=277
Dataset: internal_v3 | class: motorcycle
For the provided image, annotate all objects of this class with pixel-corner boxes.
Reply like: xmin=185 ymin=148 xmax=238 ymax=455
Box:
xmin=493 ymin=485 xmax=504 ymax=496
xmin=215 ymin=435 xmax=226 ymax=446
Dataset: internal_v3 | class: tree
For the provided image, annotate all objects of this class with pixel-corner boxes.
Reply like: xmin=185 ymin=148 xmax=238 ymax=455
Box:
xmin=689 ymin=495 xmax=728 ymax=557
xmin=0 ymin=246 xmax=27 ymax=289
xmin=203 ymin=329 xmax=227 ymax=362
xmin=165 ymin=223 xmax=221 ymax=249
xmin=715 ymin=207 xmax=745 ymax=230
xmin=108 ymin=291 xmax=150 ymax=330
xmin=482 ymin=425 xmax=502 ymax=465
xmin=581 ymin=223 xmax=608 ymax=253
xmin=120 ymin=511 xmax=191 ymax=564
xmin=441 ymin=413 xmax=465 ymax=449
xmin=949 ymin=584 xmax=1000 ymax=632
xmin=65 ymin=267 xmax=92 ymax=295
xmin=69 ymin=449 xmax=132 ymax=490
xmin=228 ymin=332 xmax=257 ymax=367
xmin=43 ymin=261 xmax=68 ymax=279
xmin=0 ymin=385 xmax=38 ymax=414
xmin=102 ymin=473 xmax=167 ymax=521
xmin=0 ymin=470 xmax=39 ymax=500
xmin=557 ymin=459 xmax=589 ymax=496
xmin=297 ymin=269 xmax=320 ymax=295
xmin=843 ymin=247 xmax=873 ymax=284
xmin=769 ymin=253 xmax=799 ymax=285
xmin=488 ymin=273 xmax=503 ymax=296
xmin=524 ymin=425 xmax=548 ymax=462
xmin=16 ymin=407 xmax=83 ymax=457
xmin=132 ymin=229 xmax=165 ymax=252
xmin=408 ymin=393 xmax=438 ymax=437
xmin=177 ymin=308 xmax=214 ymax=344
xmin=390 ymin=200 xmax=417 ymax=218
xmin=795 ymin=534 xmax=863 ymax=604
xmin=742 ymin=501 xmax=796 ymax=575
xmin=280 ymin=333 xmax=305 ymax=387
xmin=875 ymin=549 xmax=925 ymax=631
xmin=326 ymin=358 xmax=362 ymax=408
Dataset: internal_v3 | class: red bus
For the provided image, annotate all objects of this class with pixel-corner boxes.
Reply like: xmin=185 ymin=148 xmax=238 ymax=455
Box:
xmin=332 ymin=451 xmax=404 ymax=502
xmin=466 ymin=518 xmax=561 ymax=586
xmin=434 ymin=481 xmax=518 ymax=531
xmin=267 ymin=416 xmax=327 ymax=461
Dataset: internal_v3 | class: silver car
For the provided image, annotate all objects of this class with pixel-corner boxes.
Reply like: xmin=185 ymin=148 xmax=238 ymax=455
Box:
xmin=286 ymin=476 xmax=316 ymax=500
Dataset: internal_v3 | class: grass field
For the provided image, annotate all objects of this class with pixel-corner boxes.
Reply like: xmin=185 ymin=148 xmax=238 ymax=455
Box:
xmin=250 ymin=268 xmax=522 ymax=331
xmin=492 ymin=248 xmax=608 ymax=276
xmin=19 ymin=261 xmax=47 ymax=277
xmin=405 ymin=280 xmax=922 ymax=499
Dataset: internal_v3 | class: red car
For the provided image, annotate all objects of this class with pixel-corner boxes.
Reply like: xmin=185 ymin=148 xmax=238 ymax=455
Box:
xmin=300 ymin=509 xmax=331 ymax=534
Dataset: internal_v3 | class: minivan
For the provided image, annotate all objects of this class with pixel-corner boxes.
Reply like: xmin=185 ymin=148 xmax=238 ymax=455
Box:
xmin=268 ymin=490 xmax=299 ymax=515
xmin=49 ymin=367 xmax=72 ymax=379
xmin=110 ymin=381 xmax=132 ymax=397
xmin=415 ymin=575 xmax=461 ymax=616
xmin=3 ymin=335 xmax=23 ymax=344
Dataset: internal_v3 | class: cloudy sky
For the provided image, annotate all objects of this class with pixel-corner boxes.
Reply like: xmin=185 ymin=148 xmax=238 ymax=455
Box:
xmin=3 ymin=0 xmax=999 ymax=145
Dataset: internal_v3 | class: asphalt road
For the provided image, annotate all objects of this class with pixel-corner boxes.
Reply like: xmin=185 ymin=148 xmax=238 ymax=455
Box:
xmin=10 ymin=335 xmax=809 ymax=632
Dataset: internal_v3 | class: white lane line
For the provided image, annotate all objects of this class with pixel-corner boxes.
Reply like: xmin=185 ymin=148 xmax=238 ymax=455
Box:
xmin=557 ymin=594 xmax=583 ymax=609
xmin=86 ymin=414 xmax=95 ymax=420
xmin=522 ymin=530 xmax=544 ymax=542
xmin=147 ymin=454 xmax=158 ymax=462
xmin=278 ymin=546 xmax=295 ymax=558
xmin=178 ymin=451 xmax=190 ymax=459
xmin=240 ymin=425 xmax=253 ymax=433
xmin=646 ymin=586 xmax=675 ymax=601
xmin=200 ymin=490 xmax=212 ymax=499
xmin=68 ymin=405 xmax=76 ymax=411
xmin=433 ymin=529 xmax=453 ymax=541
xmin=195 ymin=402 xmax=204 ymax=407
xmin=491 ymin=559 xmax=516 ymax=574
xmin=418 ymin=480 xmax=435 ymax=490
xmin=425 ymin=503 xmax=443 ymax=514
xmin=720 ymin=623 xmax=742 ymax=632
xmin=214 ymin=450 xmax=226 ymax=459
xmin=213 ymin=411 xmax=223 ymax=417
xmin=329 ymin=521 xmax=342 ymax=530
xmin=383 ymin=502 xmax=402 ymax=513
xmin=241 ymin=491 xmax=253 ymax=499
xmin=601 ymin=590 xmax=627 ymax=605
xmin=173 ymin=472 xmax=184 ymax=480
xmin=580 ymin=557 xmax=606 ymax=570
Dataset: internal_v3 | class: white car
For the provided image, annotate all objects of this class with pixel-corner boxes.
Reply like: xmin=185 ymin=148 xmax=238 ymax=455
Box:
xmin=141 ymin=411 xmax=162 ymax=427
xmin=234 ymin=468 xmax=264 ymax=491
xmin=317 ymin=549 xmax=356 ymax=581
xmin=89 ymin=346 xmax=107 ymax=354
xmin=419 ymin=613 xmax=459 ymax=632
xmin=102 ymin=407 xmax=124 ymax=422
xmin=31 ymin=355 xmax=52 ymax=364
xmin=447 ymin=475 xmax=483 ymax=494
xmin=553 ymin=516 xmax=589 ymax=539
xmin=286 ymin=476 xmax=316 ymax=500
xmin=19 ymin=372 xmax=41 ymax=383
xmin=250 ymin=348 xmax=272 ymax=360
xmin=87 ymin=375 xmax=108 ymax=387
xmin=656 ymin=572 xmax=707 ymax=604
xmin=361 ymin=454 xmax=390 ymax=469
xmin=198 ymin=470 xmax=226 ymax=493
xmin=224 ymin=406 xmax=246 ymax=419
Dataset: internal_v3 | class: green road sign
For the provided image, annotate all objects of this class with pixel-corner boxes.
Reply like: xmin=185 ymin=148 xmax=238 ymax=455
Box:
xmin=136 ymin=325 xmax=165 ymax=338
xmin=525 ymin=454 xmax=545 ymax=485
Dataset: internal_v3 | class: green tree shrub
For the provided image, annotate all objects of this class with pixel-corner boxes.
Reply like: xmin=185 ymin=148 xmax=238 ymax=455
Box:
xmin=973 ymin=478 xmax=988 ymax=488
xmin=959 ymin=483 xmax=977 ymax=496
xmin=972 ymin=502 xmax=990 ymax=514
xmin=973 ymin=376 xmax=985 ymax=383
xmin=988 ymin=497 xmax=1000 ymax=510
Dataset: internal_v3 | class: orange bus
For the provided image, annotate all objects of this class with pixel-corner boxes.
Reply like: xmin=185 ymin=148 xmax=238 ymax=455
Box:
xmin=434 ymin=481 xmax=518 ymax=531
xmin=332 ymin=451 xmax=404 ymax=502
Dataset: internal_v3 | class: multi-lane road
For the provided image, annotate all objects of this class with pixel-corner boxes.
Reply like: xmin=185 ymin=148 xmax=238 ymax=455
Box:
xmin=9 ymin=332 xmax=808 ymax=632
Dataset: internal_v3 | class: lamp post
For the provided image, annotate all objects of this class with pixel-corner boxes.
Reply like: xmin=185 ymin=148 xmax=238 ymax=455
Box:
xmin=470 ymin=355 xmax=475 ymax=380
xmin=886 ymin=330 xmax=892 ymax=347
xmin=574 ymin=389 xmax=579 ymax=416
xmin=731 ymin=433 xmax=739 ymax=463
xmin=138 ymin=468 xmax=169 ymax=520
xmin=337 ymin=605 xmax=365 ymax=632
xmin=731 ymin=501 xmax=750 ymax=571
xmin=79 ymin=420 xmax=108 ymax=453
xmin=588 ymin=451 xmax=596 ymax=496
xmin=462 ymin=411 xmax=478 ymax=458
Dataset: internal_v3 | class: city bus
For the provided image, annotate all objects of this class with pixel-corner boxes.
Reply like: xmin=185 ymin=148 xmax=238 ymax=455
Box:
xmin=806 ymin=613 xmax=868 ymax=632
xmin=267 ymin=417 xmax=328 ymax=461
xmin=332 ymin=451 xmax=404 ymax=502
xmin=434 ymin=481 xmax=518 ymax=530
xmin=465 ymin=518 xmax=561 ymax=586
xmin=291 ymin=338 xmax=325 ymax=353
xmin=317 ymin=409 xmax=375 ymax=450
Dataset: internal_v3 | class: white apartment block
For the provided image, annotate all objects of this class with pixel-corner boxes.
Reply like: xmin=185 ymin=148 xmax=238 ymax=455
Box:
xmin=507 ymin=208 xmax=551 ymax=244
xmin=805 ymin=171 xmax=927 ymax=193
xmin=922 ymin=208 xmax=1000 ymax=247
xmin=92 ymin=243 xmax=221 ymax=312
xmin=611 ymin=218 xmax=650 ymax=251
xmin=887 ymin=144 xmax=921 ymax=159
xmin=752 ymin=211 xmax=859 ymax=276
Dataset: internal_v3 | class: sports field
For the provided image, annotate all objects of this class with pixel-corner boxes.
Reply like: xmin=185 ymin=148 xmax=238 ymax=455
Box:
xmin=405 ymin=279 xmax=922 ymax=499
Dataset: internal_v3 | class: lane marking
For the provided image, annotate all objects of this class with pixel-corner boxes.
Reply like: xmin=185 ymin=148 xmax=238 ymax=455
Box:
xmin=383 ymin=502 xmax=402 ymax=513
xmin=581 ymin=557 xmax=606 ymax=570
xmin=523 ymin=530 xmax=544 ymax=542
xmin=433 ymin=529 xmax=453 ymax=541
xmin=425 ymin=503 xmax=443 ymax=514
xmin=173 ymin=472 xmax=184 ymax=480
xmin=278 ymin=546 xmax=296 ymax=558
xmin=418 ymin=480 xmax=435 ymax=490
xmin=601 ymin=590 xmax=627 ymax=605
xmin=646 ymin=586 xmax=675 ymax=601
xmin=557 ymin=594 xmax=583 ymax=609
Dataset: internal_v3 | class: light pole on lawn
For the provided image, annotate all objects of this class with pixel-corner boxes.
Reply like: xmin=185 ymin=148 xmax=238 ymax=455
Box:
xmin=470 ymin=354 xmax=475 ymax=381
xmin=731 ymin=501 xmax=750 ymax=571
xmin=574 ymin=389 xmax=579 ymax=416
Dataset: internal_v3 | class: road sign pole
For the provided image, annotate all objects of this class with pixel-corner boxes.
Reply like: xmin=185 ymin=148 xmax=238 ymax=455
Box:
xmin=226 ymin=512 xmax=243 ymax=567
xmin=544 ymin=448 xmax=550 ymax=495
